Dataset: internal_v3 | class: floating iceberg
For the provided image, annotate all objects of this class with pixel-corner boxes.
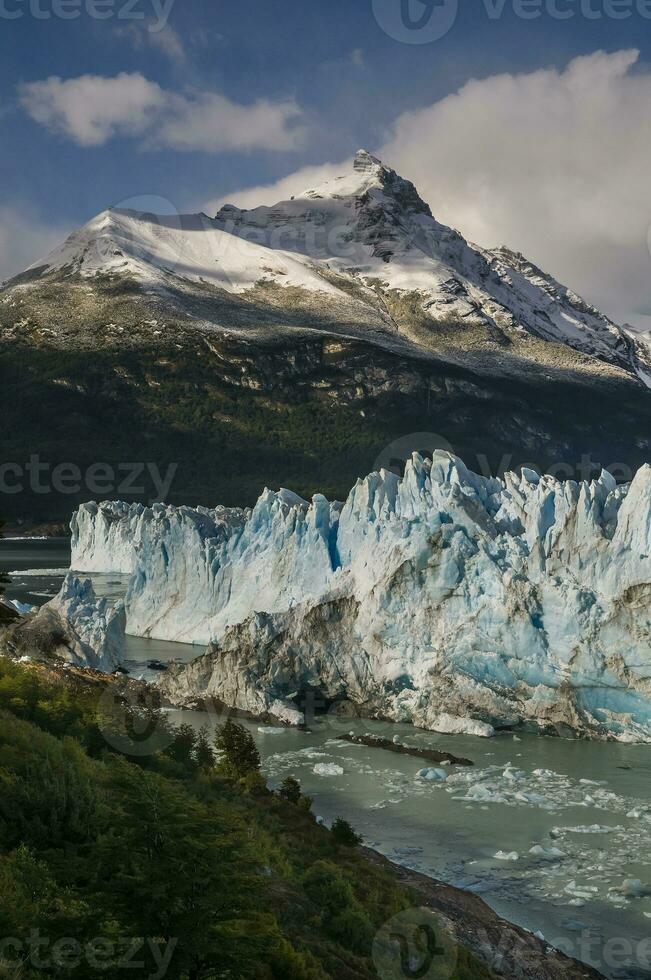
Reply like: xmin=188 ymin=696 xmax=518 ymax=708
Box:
xmin=620 ymin=878 xmax=650 ymax=897
xmin=63 ymin=450 xmax=651 ymax=738
xmin=416 ymin=767 xmax=448 ymax=782
xmin=313 ymin=763 xmax=344 ymax=776
xmin=529 ymin=845 xmax=566 ymax=860
xmin=427 ymin=714 xmax=495 ymax=738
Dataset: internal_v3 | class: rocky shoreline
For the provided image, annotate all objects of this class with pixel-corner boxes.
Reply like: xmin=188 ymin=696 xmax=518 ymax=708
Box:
xmin=362 ymin=847 xmax=604 ymax=980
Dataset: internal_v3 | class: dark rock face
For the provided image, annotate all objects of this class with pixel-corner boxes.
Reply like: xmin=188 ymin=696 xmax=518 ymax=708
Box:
xmin=0 ymin=308 xmax=650 ymax=521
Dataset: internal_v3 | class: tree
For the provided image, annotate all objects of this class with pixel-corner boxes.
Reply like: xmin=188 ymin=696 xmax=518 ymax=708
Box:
xmin=214 ymin=719 xmax=260 ymax=779
xmin=0 ymin=845 xmax=91 ymax=967
xmin=279 ymin=776 xmax=313 ymax=812
xmin=279 ymin=776 xmax=302 ymax=804
xmin=331 ymin=817 xmax=363 ymax=848
xmin=97 ymin=756 xmax=263 ymax=979
xmin=166 ymin=722 xmax=198 ymax=769
xmin=194 ymin=725 xmax=215 ymax=770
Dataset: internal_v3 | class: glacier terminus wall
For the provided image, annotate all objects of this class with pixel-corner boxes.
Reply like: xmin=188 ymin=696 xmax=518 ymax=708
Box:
xmin=64 ymin=451 xmax=651 ymax=740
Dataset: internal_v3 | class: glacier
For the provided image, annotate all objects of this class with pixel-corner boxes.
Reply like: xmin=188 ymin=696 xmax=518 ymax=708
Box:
xmin=15 ymin=574 xmax=125 ymax=673
xmin=47 ymin=574 xmax=126 ymax=671
xmin=71 ymin=500 xmax=146 ymax=573
xmin=63 ymin=451 xmax=651 ymax=740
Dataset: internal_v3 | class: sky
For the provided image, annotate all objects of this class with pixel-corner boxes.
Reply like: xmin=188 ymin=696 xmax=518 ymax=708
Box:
xmin=2 ymin=0 xmax=651 ymax=327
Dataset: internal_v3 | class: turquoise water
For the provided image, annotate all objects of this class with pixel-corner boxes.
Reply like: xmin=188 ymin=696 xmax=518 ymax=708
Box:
xmin=3 ymin=539 xmax=651 ymax=978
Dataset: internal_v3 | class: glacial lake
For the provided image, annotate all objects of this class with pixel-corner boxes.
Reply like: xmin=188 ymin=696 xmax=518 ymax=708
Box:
xmin=3 ymin=537 xmax=651 ymax=979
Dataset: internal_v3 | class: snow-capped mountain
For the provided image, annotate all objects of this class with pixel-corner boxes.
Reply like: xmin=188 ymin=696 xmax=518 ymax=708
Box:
xmin=21 ymin=149 xmax=651 ymax=386
xmin=62 ymin=450 xmax=651 ymax=741
xmin=215 ymin=150 xmax=651 ymax=386
xmin=2 ymin=150 xmax=651 ymax=522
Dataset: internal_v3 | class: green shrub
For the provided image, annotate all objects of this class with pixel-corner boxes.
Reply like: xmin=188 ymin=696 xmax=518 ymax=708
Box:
xmin=326 ymin=907 xmax=373 ymax=952
xmin=302 ymin=860 xmax=373 ymax=953
xmin=303 ymin=860 xmax=356 ymax=914
xmin=331 ymin=817 xmax=363 ymax=847
xmin=278 ymin=775 xmax=301 ymax=803
xmin=215 ymin=719 xmax=261 ymax=779
xmin=238 ymin=770 xmax=270 ymax=796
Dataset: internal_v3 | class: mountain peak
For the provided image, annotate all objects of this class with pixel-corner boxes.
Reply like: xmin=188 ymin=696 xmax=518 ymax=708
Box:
xmin=353 ymin=148 xmax=383 ymax=173
xmin=9 ymin=146 xmax=651 ymax=390
xmin=288 ymin=150 xmax=432 ymax=221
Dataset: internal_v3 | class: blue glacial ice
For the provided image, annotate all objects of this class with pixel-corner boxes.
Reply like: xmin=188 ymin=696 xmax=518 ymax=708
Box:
xmin=62 ymin=450 xmax=651 ymax=739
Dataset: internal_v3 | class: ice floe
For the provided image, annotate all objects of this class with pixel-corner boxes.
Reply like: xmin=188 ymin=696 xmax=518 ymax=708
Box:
xmin=313 ymin=763 xmax=344 ymax=776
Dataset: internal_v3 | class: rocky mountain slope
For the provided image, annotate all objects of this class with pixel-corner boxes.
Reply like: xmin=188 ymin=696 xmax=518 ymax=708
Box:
xmin=1 ymin=151 xmax=650 ymax=519
xmin=64 ymin=450 xmax=651 ymax=741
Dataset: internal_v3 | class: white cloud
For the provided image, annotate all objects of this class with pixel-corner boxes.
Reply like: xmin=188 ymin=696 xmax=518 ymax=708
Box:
xmin=158 ymin=93 xmax=304 ymax=153
xmin=380 ymin=48 xmax=651 ymax=327
xmin=212 ymin=50 xmax=651 ymax=326
xmin=114 ymin=23 xmax=186 ymax=64
xmin=0 ymin=206 xmax=69 ymax=284
xmin=150 ymin=24 xmax=186 ymax=63
xmin=204 ymin=160 xmax=346 ymax=215
xmin=19 ymin=74 xmax=304 ymax=154
xmin=19 ymin=73 xmax=165 ymax=147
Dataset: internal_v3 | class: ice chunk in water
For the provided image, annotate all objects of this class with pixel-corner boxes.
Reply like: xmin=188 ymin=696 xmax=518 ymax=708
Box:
xmin=416 ymin=767 xmax=448 ymax=782
xmin=313 ymin=763 xmax=344 ymax=776
xmin=619 ymin=878 xmax=650 ymax=897
xmin=529 ymin=845 xmax=566 ymax=860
